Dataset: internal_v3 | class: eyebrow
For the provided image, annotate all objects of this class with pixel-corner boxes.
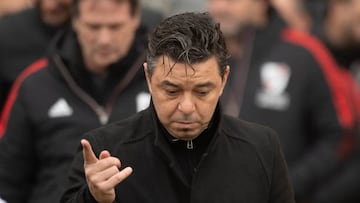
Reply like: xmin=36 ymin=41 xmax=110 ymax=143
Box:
xmin=159 ymin=80 xmax=216 ymax=88
xmin=159 ymin=80 xmax=179 ymax=88
xmin=194 ymin=82 xmax=216 ymax=88
xmin=85 ymin=22 xmax=125 ymax=27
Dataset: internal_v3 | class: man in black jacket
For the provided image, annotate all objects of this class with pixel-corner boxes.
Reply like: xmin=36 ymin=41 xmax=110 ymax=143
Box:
xmin=0 ymin=0 xmax=150 ymax=202
xmin=61 ymin=12 xmax=295 ymax=203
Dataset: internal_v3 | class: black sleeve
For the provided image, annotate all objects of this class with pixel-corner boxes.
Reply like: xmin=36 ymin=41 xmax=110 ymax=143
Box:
xmin=60 ymin=136 xmax=99 ymax=203
xmin=269 ymin=130 xmax=296 ymax=203
xmin=0 ymin=86 xmax=36 ymax=203
xmin=289 ymin=58 xmax=349 ymax=199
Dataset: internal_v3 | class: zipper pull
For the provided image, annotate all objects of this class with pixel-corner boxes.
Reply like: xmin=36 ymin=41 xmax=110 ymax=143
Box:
xmin=97 ymin=109 xmax=109 ymax=125
xmin=187 ymin=140 xmax=193 ymax=149
xmin=99 ymin=114 xmax=109 ymax=125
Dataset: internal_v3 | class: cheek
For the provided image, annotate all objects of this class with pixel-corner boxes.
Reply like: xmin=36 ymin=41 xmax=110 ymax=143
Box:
xmin=120 ymin=30 xmax=135 ymax=47
xmin=154 ymin=100 xmax=177 ymax=123
xmin=153 ymin=92 xmax=178 ymax=111
xmin=77 ymin=29 xmax=94 ymax=44
xmin=198 ymin=98 xmax=218 ymax=117
xmin=110 ymin=31 xmax=132 ymax=54
xmin=352 ymin=20 xmax=360 ymax=39
xmin=78 ymin=36 xmax=92 ymax=52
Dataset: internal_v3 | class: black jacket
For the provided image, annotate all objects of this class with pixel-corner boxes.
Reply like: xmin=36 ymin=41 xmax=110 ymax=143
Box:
xmin=61 ymin=103 xmax=295 ymax=203
xmin=0 ymin=26 xmax=149 ymax=203
xmin=0 ymin=8 xmax=68 ymax=110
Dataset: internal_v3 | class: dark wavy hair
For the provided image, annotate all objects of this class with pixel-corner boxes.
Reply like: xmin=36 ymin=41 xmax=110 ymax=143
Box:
xmin=72 ymin=0 xmax=139 ymax=17
xmin=146 ymin=12 xmax=229 ymax=78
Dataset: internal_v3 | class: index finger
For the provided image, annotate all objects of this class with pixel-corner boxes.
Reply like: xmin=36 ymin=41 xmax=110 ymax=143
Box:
xmin=81 ymin=139 xmax=98 ymax=165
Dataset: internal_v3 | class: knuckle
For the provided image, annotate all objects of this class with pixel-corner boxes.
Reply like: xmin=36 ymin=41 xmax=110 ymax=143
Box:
xmin=88 ymin=175 xmax=97 ymax=184
xmin=111 ymin=165 xmax=120 ymax=173
xmin=110 ymin=157 xmax=121 ymax=167
xmin=85 ymin=168 xmax=94 ymax=178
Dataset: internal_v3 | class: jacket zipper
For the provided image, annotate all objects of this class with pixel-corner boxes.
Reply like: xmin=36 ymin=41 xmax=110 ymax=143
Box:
xmin=187 ymin=140 xmax=193 ymax=149
xmin=102 ymin=52 xmax=146 ymax=114
xmin=54 ymin=55 xmax=109 ymax=125
xmin=53 ymin=52 xmax=146 ymax=125
xmin=189 ymin=131 xmax=221 ymax=202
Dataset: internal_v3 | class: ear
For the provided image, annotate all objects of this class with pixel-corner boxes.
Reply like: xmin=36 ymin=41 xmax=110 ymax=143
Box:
xmin=219 ymin=65 xmax=230 ymax=96
xmin=143 ymin=63 xmax=152 ymax=94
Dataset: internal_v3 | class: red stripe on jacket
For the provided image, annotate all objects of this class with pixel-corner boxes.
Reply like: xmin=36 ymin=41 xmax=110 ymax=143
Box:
xmin=282 ymin=28 xmax=358 ymax=158
xmin=0 ymin=58 xmax=48 ymax=139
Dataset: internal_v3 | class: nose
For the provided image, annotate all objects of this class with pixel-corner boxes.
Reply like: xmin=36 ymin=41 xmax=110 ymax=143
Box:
xmin=98 ymin=28 xmax=112 ymax=45
xmin=178 ymin=94 xmax=195 ymax=115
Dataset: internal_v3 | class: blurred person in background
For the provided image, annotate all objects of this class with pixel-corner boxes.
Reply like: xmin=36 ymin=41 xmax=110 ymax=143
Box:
xmin=270 ymin=0 xmax=311 ymax=32
xmin=207 ymin=0 xmax=282 ymax=115
xmin=166 ymin=0 xmax=206 ymax=15
xmin=208 ymin=0 xmax=359 ymax=202
xmin=140 ymin=0 xmax=205 ymax=16
xmin=0 ymin=0 xmax=72 ymax=111
xmin=301 ymin=0 xmax=360 ymax=202
xmin=141 ymin=0 xmax=311 ymax=30
xmin=0 ymin=0 xmax=150 ymax=202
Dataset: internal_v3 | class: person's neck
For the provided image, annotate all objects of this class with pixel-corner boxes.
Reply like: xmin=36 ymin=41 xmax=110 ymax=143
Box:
xmin=85 ymin=62 xmax=108 ymax=79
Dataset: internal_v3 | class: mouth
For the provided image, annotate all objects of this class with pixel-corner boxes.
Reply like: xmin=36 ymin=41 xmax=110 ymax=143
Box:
xmin=173 ymin=121 xmax=198 ymax=129
xmin=97 ymin=50 xmax=113 ymax=57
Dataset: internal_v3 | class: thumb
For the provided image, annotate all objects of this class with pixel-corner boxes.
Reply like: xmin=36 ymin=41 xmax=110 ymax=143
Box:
xmin=81 ymin=139 xmax=98 ymax=165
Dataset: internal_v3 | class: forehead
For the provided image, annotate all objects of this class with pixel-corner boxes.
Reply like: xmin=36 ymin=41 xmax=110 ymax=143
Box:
xmin=77 ymin=0 xmax=132 ymax=21
xmin=152 ymin=56 xmax=221 ymax=84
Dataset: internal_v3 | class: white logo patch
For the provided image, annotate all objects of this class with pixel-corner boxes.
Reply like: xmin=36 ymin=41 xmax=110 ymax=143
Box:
xmin=48 ymin=98 xmax=73 ymax=118
xmin=0 ymin=197 xmax=7 ymax=203
xmin=256 ymin=62 xmax=291 ymax=110
xmin=136 ymin=92 xmax=151 ymax=112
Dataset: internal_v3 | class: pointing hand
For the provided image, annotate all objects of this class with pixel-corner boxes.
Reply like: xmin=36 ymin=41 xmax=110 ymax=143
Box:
xmin=81 ymin=139 xmax=133 ymax=203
